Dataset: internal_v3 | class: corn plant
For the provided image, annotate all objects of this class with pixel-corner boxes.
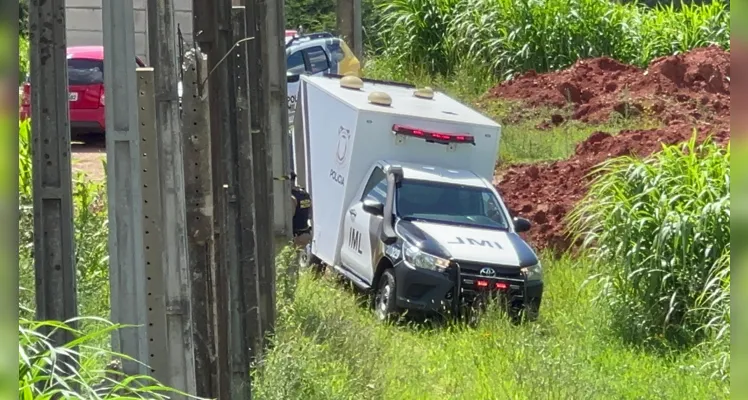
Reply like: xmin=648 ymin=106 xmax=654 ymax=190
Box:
xmin=19 ymin=315 xmax=197 ymax=399
xmin=375 ymin=0 xmax=730 ymax=80
xmin=375 ymin=0 xmax=462 ymax=75
xmin=567 ymin=133 xmax=730 ymax=350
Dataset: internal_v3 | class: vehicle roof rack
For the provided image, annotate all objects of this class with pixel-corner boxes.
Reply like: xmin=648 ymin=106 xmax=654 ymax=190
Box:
xmin=286 ymin=32 xmax=335 ymax=47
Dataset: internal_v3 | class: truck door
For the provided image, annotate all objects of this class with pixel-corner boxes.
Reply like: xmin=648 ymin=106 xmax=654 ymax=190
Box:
xmin=340 ymin=167 xmax=388 ymax=284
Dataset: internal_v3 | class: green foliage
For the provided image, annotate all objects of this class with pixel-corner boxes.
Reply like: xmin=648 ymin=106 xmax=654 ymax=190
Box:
xmin=18 ymin=119 xmax=31 ymax=203
xmin=18 ymin=121 xmax=111 ymax=320
xmin=19 ymin=316 xmax=191 ymax=399
xmin=19 ymin=35 xmax=29 ymax=83
xmin=284 ymin=0 xmax=388 ymax=52
xmin=567 ymin=134 xmax=730 ymax=367
xmin=17 ymin=121 xmax=193 ymax=398
xmin=253 ymin=259 xmax=729 ymax=399
xmin=374 ymin=0 xmax=730 ymax=78
xmin=19 ymin=0 xmax=29 ymax=37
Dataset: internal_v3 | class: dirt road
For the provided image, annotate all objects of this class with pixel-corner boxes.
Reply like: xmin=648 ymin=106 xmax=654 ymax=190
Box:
xmin=72 ymin=135 xmax=106 ymax=182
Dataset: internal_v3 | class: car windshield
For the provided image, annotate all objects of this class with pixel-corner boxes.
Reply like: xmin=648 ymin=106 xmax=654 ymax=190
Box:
xmin=67 ymin=58 xmax=104 ymax=85
xmin=395 ymin=179 xmax=509 ymax=230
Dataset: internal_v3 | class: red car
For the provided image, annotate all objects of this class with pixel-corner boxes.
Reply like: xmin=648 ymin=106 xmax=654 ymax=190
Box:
xmin=20 ymin=46 xmax=146 ymax=137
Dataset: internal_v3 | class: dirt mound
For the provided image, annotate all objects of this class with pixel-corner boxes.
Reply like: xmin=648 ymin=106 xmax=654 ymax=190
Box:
xmin=490 ymin=46 xmax=731 ymax=252
xmin=486 ymin=45 xmax=731 ymax=126
xmin=496 ymin=123 xmax=729 ymax=253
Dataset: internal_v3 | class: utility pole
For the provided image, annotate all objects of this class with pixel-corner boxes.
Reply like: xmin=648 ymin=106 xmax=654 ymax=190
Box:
xmin=245 ymin=0 xmax=284 ymax=341
xmin=204 ymin=0 xmax=257 ymax=396
xmin=146 ymin=0 xmax=196 ymax=395
xmin=192 ymin=0 xmax=232 ymax=397
xmin=337 ymin=0 xmax=363 ymax=59
xmin=136 ymin=68 xmax=171 ymax=383
xmin=28 ymin=0 xmax=77 ymax=353
xmin=232 ymin=3 xmax=263 ymax=367
xmin=181 ymin=54 xmax=217 ymax=399
xmin=102 ymin=0 xmax=149 ymax=376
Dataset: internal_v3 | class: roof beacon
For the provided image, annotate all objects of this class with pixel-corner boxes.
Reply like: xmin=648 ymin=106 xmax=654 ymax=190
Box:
xmin=368 ymin=91 xmax=392 ymax=107
xmin=413 ymin=86 xmax=434 ymax=99
xmin=340 ymin=75 xmax=364 ymax=90
xmin=392 ymin=124 xmax=475 ymax=145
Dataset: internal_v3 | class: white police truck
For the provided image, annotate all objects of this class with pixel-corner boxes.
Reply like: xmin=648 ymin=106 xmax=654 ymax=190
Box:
xmin=292 ymin=74 xmax=543 ymax=322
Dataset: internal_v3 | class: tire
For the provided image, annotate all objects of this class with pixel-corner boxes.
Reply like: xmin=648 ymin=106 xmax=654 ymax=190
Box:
xmin=373 ymin=269 xmax=400 ymax=322
xmin=301 ymin=245 xmax=325 ymax=278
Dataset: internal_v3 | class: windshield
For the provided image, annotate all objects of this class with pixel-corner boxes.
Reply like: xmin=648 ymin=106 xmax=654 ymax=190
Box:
xmin=395 ymin=179 xmax=509 ymax=230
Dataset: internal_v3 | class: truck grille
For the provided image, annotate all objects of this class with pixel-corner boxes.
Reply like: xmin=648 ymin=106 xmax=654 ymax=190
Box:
xmin=457 ymin=262 xmax=522 ymax=278
xmin=451 ymin=261 xmax=526 ymax=306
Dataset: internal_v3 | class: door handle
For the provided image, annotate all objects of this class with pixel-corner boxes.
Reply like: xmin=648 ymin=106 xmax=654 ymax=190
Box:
xmin=349 ymin=209 xmax=357 ymax=217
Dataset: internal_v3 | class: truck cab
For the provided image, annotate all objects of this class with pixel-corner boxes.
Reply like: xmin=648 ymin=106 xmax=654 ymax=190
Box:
xmin=292 ymin=74 xmax=543 ymax=322
xmin=340 ymin=161 xmax=543 ymax=321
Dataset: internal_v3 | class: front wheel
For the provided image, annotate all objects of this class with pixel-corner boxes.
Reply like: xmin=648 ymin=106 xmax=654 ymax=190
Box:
xmin=373 ymin=269 xmax=400 ymax=322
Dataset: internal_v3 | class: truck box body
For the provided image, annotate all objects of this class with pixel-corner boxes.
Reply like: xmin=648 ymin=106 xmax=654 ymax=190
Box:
xmin=294 ymin=74 xmax=502 ymax=267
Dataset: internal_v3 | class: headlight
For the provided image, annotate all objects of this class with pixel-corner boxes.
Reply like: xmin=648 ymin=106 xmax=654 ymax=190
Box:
xmin=521 ymin=263 xmax=543 ymax=281
xmin=402 ymin=242 xmax=450 ymax=272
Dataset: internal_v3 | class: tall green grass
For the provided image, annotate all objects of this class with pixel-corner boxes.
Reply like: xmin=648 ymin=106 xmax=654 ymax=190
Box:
xmin=375 ymin=0 xmax=730 ymax=79
xmin=253 ymin=257 xmax=729 ymax=399
xmin=18 ymin=316 xmax=189 ymax=399
xmin=567 ymin=134 xmax=730 ymax=380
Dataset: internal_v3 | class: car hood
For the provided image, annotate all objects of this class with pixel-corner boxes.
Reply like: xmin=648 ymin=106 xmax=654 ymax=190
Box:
xmin=396 ymin=219 xmax=538 ymax=267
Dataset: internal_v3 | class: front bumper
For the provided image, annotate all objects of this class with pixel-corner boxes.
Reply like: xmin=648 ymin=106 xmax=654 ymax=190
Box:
xmin=393 ymin=261 xmax=543 ymax=314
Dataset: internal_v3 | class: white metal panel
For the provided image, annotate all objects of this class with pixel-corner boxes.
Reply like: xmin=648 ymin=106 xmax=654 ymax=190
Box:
xmin=354 ymin=110 xmax=500 ymax=181
xmin=303 ymin=82 xmax=360 ymax=266
xmin=304 ymin=75 xmax=501 ymax=128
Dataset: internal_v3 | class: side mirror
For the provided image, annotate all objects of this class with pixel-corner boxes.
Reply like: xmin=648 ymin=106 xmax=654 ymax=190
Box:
xmin=362 ymin=199 xmax=384 ymax=217
xmin=513 ymin=217 xmax=532 ymax=233
xmin=287 ymin=73 xmax=301 ymax=83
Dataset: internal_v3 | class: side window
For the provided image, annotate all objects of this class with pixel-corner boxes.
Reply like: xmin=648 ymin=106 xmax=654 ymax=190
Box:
xmin=287 ymin=51 xmax=306 ymax=75
xmin=327 ymin=40 xmax=345 ymax=63
xmin=303 ymin=46 xmax=330 ymax=74
xmin=481 ymin=192 xmax=506 ymax=226
xmin=361 ymin=167 xmax=387 ymax=203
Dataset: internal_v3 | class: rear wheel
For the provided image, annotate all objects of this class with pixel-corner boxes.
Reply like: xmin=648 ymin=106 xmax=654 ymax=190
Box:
xmin=299 ymin=244 xmax=325 ymax=278
xmin=374 ymin=269 xmax=400 ymax=322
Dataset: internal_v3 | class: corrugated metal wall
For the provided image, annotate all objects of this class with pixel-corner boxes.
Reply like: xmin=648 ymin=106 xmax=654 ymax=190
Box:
xmin=65 ymin=0 xmax=194 ymax=64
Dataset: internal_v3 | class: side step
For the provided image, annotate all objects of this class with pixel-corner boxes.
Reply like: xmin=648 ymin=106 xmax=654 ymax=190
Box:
xmin=332 ymin=265 xmax=371 ymax=290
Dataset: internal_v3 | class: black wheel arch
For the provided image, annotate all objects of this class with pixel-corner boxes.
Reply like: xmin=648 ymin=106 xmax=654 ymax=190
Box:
xmin=371 ymin=256 xmax=395 ymax=291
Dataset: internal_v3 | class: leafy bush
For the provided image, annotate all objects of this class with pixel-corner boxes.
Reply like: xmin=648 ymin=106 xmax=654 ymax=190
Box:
xmin=567 ymin=134 xmax=730 ymax=358
xmin=375 ymin=0 xmax=730 ymax=78
xmin=19 ymin=316 xmax=189 ymax=399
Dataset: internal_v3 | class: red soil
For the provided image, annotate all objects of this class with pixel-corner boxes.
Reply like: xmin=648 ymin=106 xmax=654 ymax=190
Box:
xmin=488 ymin=46 xmax=731 ymax=253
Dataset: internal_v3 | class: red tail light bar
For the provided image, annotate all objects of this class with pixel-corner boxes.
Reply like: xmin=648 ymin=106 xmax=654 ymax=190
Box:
xmin=392 ymin=124 xmax=475 ymax=145
xmin=476 ymin=280 xmax=509 ymax=290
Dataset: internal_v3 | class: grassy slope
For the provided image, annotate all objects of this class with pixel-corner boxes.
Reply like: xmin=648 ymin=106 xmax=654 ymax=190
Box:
xmin=255 ymin=259 xmax=727 ymax=399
